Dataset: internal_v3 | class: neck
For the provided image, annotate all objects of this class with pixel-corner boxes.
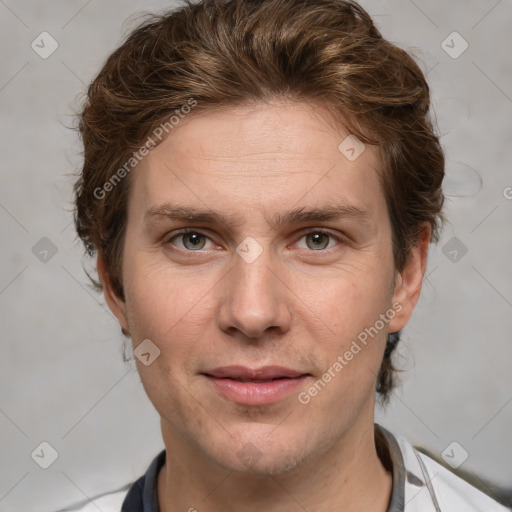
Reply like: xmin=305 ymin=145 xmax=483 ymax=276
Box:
xmin=158 ymin=420 xmax=392 ymax=512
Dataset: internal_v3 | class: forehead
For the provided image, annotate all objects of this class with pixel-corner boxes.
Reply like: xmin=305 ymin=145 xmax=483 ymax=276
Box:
xmin=129 ymin=100 xmax=386 ymax=224
xmin=156 ymin=100 xmax=371 ymax=168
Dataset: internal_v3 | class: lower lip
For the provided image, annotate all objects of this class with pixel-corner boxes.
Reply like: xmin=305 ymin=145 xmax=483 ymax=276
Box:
xmin=205 ymin=375 xmax=308 ymax=406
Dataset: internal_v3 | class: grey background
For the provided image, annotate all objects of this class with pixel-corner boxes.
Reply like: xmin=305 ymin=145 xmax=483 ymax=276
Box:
xmin=0 ymin=1 xmax=511 ymax=511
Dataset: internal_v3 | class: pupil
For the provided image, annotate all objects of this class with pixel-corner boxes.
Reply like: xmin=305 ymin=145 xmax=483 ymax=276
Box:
xmin=309 ymin=233 xmax=328 ymax=250
xmin=185 ymin=233 xmax=204 ymax=249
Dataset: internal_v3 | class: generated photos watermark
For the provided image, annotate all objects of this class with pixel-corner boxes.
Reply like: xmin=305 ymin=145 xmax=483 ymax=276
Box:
xmin=298 ymin=301 xmax=403 ymax=404
xmin=93 ymin=97 xmax=198 ymax=200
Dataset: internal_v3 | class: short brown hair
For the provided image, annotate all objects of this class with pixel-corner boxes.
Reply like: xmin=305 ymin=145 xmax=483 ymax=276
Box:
xmin=73 ymin=0 xmax=445 ymax=402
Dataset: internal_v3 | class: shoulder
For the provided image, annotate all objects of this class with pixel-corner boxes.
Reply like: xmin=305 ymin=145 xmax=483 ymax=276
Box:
xmin=70 ymin=449 xmax=165 ymax=512
xmin=67 ymin=486 xmax=130 ymax=511
xmin=391 ymin=431 xmax=510 ymax=512
xmin=416 ymin=451 xmax=510 ymax=512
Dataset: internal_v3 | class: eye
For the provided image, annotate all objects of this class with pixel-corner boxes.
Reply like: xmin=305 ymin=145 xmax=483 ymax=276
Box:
xmin=167 ymin=230 xmax=214 ymax=251
xmin=165 ymin=228 xmax=342 ymax=253
xmin=296 ymin=230 xmax=341 ymax=251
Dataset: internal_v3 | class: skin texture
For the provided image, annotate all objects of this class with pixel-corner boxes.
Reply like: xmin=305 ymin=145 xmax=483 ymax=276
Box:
xmin=98 ymin=99 xmax=430 ymax=511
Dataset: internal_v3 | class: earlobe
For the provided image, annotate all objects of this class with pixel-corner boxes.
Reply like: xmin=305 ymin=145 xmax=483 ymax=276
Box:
xmin=97 ymin=252 xmax=130 ymax=335
xmin=387 ymin=223 xmax=431 ymax=333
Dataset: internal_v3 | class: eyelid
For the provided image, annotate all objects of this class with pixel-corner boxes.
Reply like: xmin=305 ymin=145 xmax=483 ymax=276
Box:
xmin=296 ymin=227 xmax=342 ymax=239
xmin=292 ymin=227 xmax=344 ymax=250
xmin=165 ymin=227 xmax=218 ymax=249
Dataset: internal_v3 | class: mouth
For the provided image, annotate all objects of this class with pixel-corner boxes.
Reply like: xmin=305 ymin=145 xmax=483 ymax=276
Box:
xmin=202 ymin=366 xmax=311 ymax=406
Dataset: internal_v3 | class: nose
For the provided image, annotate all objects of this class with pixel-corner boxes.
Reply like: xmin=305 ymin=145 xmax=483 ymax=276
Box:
xmin=216 ymin=245 xmax=292 ymax=340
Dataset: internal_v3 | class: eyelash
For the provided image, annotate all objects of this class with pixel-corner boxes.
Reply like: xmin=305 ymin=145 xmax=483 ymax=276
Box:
xmin=164 ymin=228 xmax=344 ymax=253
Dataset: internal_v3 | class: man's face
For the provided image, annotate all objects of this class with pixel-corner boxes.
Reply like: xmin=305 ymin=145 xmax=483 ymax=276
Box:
xmin=103 ymin=100 xmax=420 ymax=474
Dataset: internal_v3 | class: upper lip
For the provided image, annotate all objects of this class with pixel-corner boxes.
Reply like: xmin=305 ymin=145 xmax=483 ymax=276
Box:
xmin=203 ymin=365 xmax=308 ymax=380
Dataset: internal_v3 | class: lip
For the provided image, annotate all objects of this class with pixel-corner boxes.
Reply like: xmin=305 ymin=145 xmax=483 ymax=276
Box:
xmin=203 ymin=366 xmax=310 ymax=406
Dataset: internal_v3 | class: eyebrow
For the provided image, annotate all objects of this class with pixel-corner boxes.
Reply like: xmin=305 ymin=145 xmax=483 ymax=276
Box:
xmin=269 ymin=202 xmax=371 ymax=227
xmin=143 ymin=201 xmax=371 ymax=229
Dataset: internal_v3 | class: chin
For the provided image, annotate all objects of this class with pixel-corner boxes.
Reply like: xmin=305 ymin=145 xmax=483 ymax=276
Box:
xmin=223 ymin=449 xmax=312 ymax=476
xmin=209 ymin=430 xmax=316 ymax=476
xmin=255 ymin=451 xmax=312 ymax=475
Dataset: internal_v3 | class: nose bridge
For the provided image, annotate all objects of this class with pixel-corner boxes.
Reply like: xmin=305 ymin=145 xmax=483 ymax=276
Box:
xmin=235 ymin=245 xmax=274 ymax=298
xmin=217 ymin=239 xmax=291 ymax=338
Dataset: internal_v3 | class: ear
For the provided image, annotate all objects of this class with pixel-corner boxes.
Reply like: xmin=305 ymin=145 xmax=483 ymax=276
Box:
xmin=97 ymin=251 xmax=130 ymax=335
xmin=387 ymin=222 xmax=431 ymax=333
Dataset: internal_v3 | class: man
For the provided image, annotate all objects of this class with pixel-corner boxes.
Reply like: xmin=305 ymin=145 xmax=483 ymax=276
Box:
xmin=73 ymin=0 xmax=509 ymax=510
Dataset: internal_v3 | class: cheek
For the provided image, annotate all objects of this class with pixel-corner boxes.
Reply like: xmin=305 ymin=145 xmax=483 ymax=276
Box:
xmin=123 ymin=251 xmax=209 ymax=338
xmin=305 ymin=267 xmax=393 ymax=338
xmin=122 ymin=254 xmax=219 ymax=400
xmin=298 ymin=267 xmax=393 ymax=399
